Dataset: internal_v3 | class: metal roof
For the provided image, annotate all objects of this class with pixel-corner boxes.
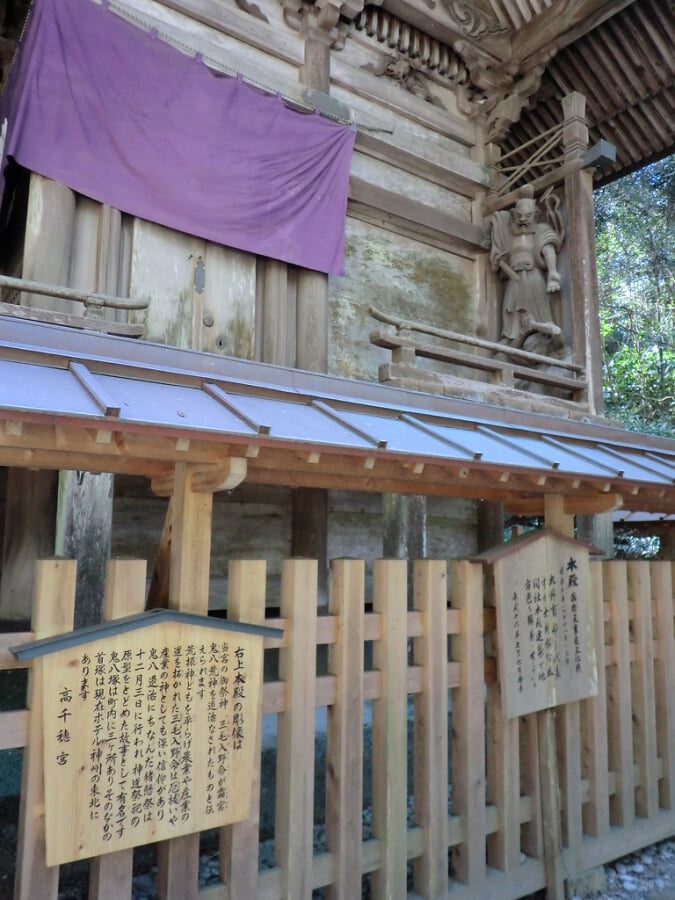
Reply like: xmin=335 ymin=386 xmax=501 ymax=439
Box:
xmin=1 ymin=318 xmax=674 ymax=515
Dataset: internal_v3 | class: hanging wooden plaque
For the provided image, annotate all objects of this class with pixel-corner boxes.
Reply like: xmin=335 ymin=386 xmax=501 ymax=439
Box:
xmin=483 ymin=530 xmax=598 ymax=719
xmin=29 ymin=615 xmax=270 ymax=865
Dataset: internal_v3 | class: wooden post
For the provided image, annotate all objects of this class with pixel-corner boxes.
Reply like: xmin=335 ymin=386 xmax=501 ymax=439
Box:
xmin=538 ymin=495 xmax=571 ymax=899
xmin=0 ymin=470 xmax=57 ymax=620
xmin=412 ymin=560 xmax=448 ymax=899
xmin=486 ymin=681 xmax=520 ymax=872
xmin=219 ymin=560 xmax=267 ymax=896
xmin=157 ymin=463 xmax=213 ymax=900
xmin=1 ymin=173 xmax=75 ymax=622
xmin=89 ymin=559 xmax=147 ymax=900
xmin=627 ymin=562 xmax=659 ymax=819
xmin=580 ymin=562 xmax=610 ymax=838
xmin=450 ymin=560 xmax=486 ymax=887
xmin=325 ymin=559 xmax=365 ymax=899
xmin=371 ymin=559 xmax=408 ymax=900
xmin=14 ymin=559 xmax=77 ymax=900
xmin=562 ymin=92 xmax=604 ymax=415
xmin=274 ymin=559 xmax=318 ymax=898
xmin=652 ymin=561 xmax=675 ymax=810
xmin=605 ymin=562 xmax=635 ymax=828
xmin=55 ymin=470 xmax=113 ymax=628
xmin=382 ymin=493 xmax=427 ymax=605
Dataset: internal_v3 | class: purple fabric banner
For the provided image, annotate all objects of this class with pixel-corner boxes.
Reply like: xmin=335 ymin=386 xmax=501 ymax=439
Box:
xmin=0 ymin=0 xmax=355 ymax=274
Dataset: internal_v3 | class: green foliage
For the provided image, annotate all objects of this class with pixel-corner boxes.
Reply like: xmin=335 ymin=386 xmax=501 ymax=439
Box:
xmin=595 ymin=156 xmax=675 ymax=435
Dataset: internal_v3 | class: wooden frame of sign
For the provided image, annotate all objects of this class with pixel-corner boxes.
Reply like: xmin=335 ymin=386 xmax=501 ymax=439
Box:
xmin=479 ymin=530 xmax=598 ymax=719
xmin=12 ymin=610 xmax=280 ymax=866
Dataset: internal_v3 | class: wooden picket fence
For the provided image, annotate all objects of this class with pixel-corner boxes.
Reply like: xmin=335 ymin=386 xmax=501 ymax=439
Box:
xmin=1 ymin=554 xmax=674 ymax=899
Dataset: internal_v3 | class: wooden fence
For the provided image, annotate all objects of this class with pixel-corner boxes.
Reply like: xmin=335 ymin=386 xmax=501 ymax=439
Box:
xmin=1 ymin=555 xmax=674 ymax=899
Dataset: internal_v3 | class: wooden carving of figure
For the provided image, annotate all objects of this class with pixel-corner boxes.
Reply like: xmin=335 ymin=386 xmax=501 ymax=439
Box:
xmin=489 ymin=185 xmax=565 ymax=354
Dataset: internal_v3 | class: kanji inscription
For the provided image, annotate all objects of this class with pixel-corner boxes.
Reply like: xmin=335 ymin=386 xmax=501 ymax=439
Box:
xmin=491 ymin=532 xmax=597 ymax=718
xmin=41 ymin=620 xmax=263 ymax=866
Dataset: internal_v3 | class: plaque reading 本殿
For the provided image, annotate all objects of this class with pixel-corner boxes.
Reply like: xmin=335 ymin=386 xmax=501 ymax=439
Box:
xmin=486 ymin=531 xmax=598 ymax=719
xmin=35 ymin=616 xmax=268 ymax=866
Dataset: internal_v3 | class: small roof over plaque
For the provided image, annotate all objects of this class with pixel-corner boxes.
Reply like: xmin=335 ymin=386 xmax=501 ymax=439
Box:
xmin=11 ymin=607 xmax=282 ymax=661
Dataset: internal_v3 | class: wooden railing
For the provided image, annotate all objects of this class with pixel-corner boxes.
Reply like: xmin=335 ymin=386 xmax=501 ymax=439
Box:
xmin=0 ymin=273 xmax=148 ymax=337
xmin=2 ymin=555 xmax=674 ymax=898
xmin=369 ymin=306 xmax=588 ymax=404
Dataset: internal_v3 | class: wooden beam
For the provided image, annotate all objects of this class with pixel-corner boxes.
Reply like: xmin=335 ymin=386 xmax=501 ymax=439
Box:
xmin=349 ymin=177 xmax=488 ymax=252
xmin=512 ymin=0 xmax=635 ymax=67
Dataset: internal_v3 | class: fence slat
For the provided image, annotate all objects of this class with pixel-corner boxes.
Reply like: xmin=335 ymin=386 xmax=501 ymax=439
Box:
xmin=605 ymin=562 xmax=635 ymax=828
xmin=487 ymin=683 xmax=520 ymax=872
xmin=15 ymin=558 xmax=77 ymax=900
xmin=628 ymin=562 xmax=659 ymax=819
xmin=450 ymin=560 xmax=486 ymax=887
xmin=371 ymin=559 xmax=408 ymax=900
xmin=412 ymin=560 xmax=449 ymax=899
xmin=158 ymin=463 xmax=213 ymax=900
xmin=652 ymin=561 xmax=675 ymax=810
xmin=219 ymin=560 xmax=267 ymax=897
xmin=558 ymin=701 xmax=583 ymax=865
xmin=275 ymin=559 xmax=317 ymax=899
xmin=519 ymin=714 xmax=543 ymax=859
xmin=89 ymin=560 xmax=147 ymax=900
xmin=581 ymin=562 xmax=610 ymax=838
xmin=326 ymin=559 xmax=365 ymax=900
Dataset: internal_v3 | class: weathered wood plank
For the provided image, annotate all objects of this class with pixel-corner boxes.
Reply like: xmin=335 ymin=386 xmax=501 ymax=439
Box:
xmin=15 ymin=559 xmax=77 ymax=900
xmin=274 ymin=559 xmax=318 ymax=898
xmin=371 ymin=559 xmax=408 ymax=900
xmin=450 ymin=560 xmax=486 ymax=887
xmin=628 ymin=562 xmax=659 ymax=820
xmin=0 ymin=710 xmax=28 ymax=750
xmin=219 ymin=560 xmax=267 ymax=896
xmin=652 ymin=561 xmax=675 ymax=810
xmin=325 ymin=559 xmax=365 ymax=900
xmin=89 ymin=559 xmax=147 ymax=900
xmin=412 ymin=560 xmax=449 ymax=898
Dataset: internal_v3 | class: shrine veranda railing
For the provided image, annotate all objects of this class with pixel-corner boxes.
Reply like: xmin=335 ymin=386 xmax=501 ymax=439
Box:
xmin=1 ymin=556 xmax=674 ymax=899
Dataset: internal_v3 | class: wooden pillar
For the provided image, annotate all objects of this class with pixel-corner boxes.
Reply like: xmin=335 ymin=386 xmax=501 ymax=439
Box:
xmin=539 ymin=496 xmax=573 ymax=899
xmin=55 ymin=471 xmax=113 ymax=629
xmin=55 ymin=201 xmax=122 ymax=627
xmin=0 ymin=470 xmax=57 ymax=620
xmin=157 ymin=463 xmax=213 ymax=900
xmin=291 ymin=17 xmax=335 ymax=601
xmin=0 ymin=174 xmax=76 ymax=620
xmin=22 ymin=174 xmax=76 ymax=311
xmin=562 ymin=93 xmax=604 ymax=416
xmin=477 ymin=499 xmax=504 ymax=552
xmin=382 ymin=493 xmax=427 ymax=604
xmin=576 ymin=512 xmax=614 ymax=558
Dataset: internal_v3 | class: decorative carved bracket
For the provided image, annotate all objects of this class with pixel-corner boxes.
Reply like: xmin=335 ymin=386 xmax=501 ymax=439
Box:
xmin=362 ymin=54 xmax=446 ymax=109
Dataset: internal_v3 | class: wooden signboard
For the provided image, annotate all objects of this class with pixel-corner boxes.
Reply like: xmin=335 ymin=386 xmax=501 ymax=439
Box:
xmin=484 ymin=530 xmax=598 ymax=719
xmin=14 ymin=611 xmax=276 ymax=866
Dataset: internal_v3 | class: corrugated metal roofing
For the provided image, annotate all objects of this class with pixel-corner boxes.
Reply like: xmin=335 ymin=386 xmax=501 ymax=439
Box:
xmin=1 ymin=318 xmax=674 ymax=513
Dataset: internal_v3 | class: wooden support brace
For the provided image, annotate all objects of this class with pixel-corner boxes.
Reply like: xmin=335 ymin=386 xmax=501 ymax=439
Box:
xmin=151 ymin=457 xmax=247 ymax=496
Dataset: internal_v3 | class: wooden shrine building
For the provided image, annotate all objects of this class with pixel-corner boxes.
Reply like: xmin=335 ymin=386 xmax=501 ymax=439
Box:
xmin=0 ymin=1 xmax=673 ymax=899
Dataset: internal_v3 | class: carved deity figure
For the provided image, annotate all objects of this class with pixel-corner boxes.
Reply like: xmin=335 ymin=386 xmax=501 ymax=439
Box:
xmin=489 ymin=186 xmax=565 ymax=351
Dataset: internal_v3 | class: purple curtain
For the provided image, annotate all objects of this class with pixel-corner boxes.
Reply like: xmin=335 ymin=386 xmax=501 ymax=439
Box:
xmin=0 ymin=0 xmax=355 ymax=274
